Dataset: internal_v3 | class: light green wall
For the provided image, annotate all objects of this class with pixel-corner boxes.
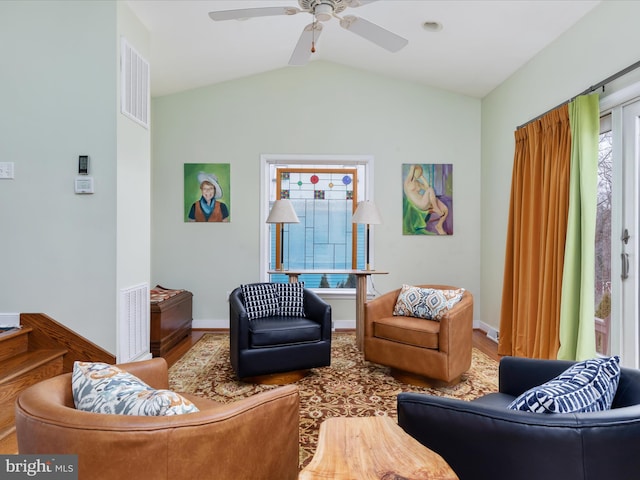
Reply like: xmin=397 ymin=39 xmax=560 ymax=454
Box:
xmin=0 ymin=0 xmax=150 ymax=355
xmin=481 ymin=0 xmax=640 ymax=333
xmin=0 ymin=0 xmax=118 ymax=348
xmin=152 ymin=62 xmax=482 ymax=326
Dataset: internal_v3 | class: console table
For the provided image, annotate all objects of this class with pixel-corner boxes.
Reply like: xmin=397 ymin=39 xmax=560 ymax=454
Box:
xmin=299 ymin=416 xmax=459 ymax=480
xmin=268 ymin=269 xmax=387 ymax=351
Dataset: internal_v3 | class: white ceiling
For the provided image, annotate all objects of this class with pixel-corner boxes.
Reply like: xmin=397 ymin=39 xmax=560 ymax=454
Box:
xmin=126 ymin=0 xmax=600 ymax=99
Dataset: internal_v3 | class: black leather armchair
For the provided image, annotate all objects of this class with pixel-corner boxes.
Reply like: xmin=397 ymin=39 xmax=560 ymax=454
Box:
xmin=397 ymin=356 xmax=640 ymax=480
xmin=229 ymin=284 xmax=332 ymax=379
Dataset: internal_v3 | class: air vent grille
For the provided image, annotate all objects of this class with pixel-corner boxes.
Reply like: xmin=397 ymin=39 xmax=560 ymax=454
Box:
xmin=121 ymin=37 xmax=149 ymax=129
xmin=119 ymin=283 xmax=150 ymax=363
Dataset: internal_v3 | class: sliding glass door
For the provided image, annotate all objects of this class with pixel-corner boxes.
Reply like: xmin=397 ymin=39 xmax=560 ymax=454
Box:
xmin=598 ymin=97 xmax=640 ymax=367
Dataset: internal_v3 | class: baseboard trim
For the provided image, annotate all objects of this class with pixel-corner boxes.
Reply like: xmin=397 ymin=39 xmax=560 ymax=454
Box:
xmin=333 ymin=320 xmax=356 ymax=330
xmin=193 ymin=319 xmax=228 ymax=329
xmin=476 ymin=320 xmax=499 ymax=344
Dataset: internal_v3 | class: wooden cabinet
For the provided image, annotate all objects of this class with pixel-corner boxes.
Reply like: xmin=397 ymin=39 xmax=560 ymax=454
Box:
xmin=150 ymin=287 xmax=193 ymax=358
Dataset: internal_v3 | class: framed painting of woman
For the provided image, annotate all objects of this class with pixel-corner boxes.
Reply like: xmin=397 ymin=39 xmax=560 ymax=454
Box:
xmin=402 ymin=163 xmax=453 ymax=235
xmin=184 ymin=163 xmax=231 ymax=223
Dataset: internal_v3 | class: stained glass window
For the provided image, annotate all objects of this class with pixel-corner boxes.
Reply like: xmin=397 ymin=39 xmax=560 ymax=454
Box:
xmin=269 ymin=166 xmax=366 ymax=288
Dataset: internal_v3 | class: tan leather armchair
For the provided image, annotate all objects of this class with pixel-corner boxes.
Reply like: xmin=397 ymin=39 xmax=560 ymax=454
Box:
xmin=364 ymin=284 xmax=473 ymax=385
xmin=15 ymin=357 xmax=300 ymax=480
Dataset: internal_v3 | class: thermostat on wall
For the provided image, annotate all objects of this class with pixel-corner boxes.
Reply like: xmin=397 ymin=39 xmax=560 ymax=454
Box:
xmin=75 ymin=176 xmax=94 ymax=194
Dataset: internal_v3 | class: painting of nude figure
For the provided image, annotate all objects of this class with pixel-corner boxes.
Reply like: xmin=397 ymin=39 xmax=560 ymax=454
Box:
xmin=402 ymin=163 xmax=453 ymax=235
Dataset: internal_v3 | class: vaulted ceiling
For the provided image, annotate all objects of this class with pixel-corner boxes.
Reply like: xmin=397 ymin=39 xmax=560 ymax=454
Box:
xmin=126 ymin=0 xmax=600 ymax=98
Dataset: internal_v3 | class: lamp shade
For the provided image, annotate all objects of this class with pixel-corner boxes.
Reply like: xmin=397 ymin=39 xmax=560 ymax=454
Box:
xmin=266 ymin=199 xmax=300 ymax=224
xmin=352 ymin=200 xmax=382 ymax=225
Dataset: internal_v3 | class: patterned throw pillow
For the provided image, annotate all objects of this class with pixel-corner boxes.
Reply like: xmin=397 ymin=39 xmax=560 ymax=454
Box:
xmin=276 ymin=282 xmax=305 ymax=317
xmin=392 ymin=284 xmax=465 ymax=321
xmin=507 ymin=356 xmax=621 ymax=414
xmin=72 ymin=362 xmax=199 ymax=416
xmin=241 ymin=283 xmax=279 ymax=319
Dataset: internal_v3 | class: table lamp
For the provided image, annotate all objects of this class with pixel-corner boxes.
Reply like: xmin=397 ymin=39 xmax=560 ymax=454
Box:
xmin=352 ymin=200 xmax=382 ymax=271
xmin=266 ymin=199 xmax=300 ymax=271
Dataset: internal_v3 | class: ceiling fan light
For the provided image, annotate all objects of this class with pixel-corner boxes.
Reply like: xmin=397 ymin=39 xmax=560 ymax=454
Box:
xmin=314 ymin=3 xmax=333 ymax=22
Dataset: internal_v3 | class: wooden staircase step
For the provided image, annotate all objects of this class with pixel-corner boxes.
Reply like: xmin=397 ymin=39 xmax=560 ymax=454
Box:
xmin=0 ymin=327 xmax=33 ymax=363
xmin=0 ymin=349 xmax=67 ymax=435
xmin=0 ymin=348 xmax=67 ymax=384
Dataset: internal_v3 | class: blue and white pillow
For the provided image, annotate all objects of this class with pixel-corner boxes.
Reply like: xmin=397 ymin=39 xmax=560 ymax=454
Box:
xmin=276 ymin=282 xmax=305 ymax=317
xmin=507 ymin=356 xmax=621 ymax=414
xmin=72 ymin=362 xmax=199 ymax=416
xmin=393 ymin=284 xmax=465 ymax=321
xmin=241 ymin=283 xmax=279 ymax=319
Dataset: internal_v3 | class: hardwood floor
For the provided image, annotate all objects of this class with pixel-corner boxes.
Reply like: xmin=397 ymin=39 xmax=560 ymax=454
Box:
xmin=163 ymin=328 xmax=222 ymax=367
xmin=472 ymin=328 xmax=501 ymax=362
xmin=165 ymin=328 xmax=501 ymax=367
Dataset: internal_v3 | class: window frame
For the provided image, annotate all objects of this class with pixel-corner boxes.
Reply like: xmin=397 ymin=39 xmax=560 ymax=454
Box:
xmin=259 ymin=154 xmax=375 ymax=297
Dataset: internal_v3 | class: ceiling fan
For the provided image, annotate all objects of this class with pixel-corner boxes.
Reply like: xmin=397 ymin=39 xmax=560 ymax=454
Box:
xmin=208 ymin=0 xmax=408 ymax=66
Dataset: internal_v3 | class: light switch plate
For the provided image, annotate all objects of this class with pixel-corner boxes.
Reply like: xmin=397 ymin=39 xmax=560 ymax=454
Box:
xmin=0 ymin=162 xmax=15 ymax=179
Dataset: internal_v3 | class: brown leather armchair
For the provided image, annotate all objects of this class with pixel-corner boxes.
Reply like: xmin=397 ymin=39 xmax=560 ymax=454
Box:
xmin=364 ymin=284 xmax=473 ymax=385
xmin=15 ymin=358 xmax=300 ymax=480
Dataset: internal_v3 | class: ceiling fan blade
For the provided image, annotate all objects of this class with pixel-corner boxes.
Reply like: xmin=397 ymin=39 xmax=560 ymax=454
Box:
xmin=344 ymin=0 xmax=380 ymax=7
xmin=289 ymin=23 xmax=323 ymax=66
xmin=208 ymin=7 xmax=301 ymax=22
xmin=339 ymin=15 xmax=408 ymax=53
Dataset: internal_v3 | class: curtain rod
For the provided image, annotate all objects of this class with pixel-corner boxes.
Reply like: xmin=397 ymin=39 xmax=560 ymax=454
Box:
xmin=517 ymin=59 xmax=640 ymax=129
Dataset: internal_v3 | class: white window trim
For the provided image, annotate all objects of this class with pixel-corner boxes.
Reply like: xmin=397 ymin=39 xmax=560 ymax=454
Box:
xmin=259 ymin=153 xmax=375 ymax=297
xmin=600 ymin=81 xmax=640 ymax=112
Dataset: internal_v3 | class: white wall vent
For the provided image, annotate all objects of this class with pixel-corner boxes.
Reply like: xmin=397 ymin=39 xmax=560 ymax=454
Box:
xmin=118 ymin=283 xmax=150 ymax=363
xmin=120 ymin=37 xmax=150 ymax=129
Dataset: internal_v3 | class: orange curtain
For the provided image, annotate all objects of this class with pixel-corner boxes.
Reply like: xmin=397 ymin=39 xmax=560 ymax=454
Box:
xmin=498 ymin=105 xmax=571 ymax=358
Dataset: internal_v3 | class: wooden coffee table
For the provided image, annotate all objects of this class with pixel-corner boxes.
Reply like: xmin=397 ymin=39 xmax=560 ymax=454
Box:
xmin=299 ymin=416 xmax=459 ymax=480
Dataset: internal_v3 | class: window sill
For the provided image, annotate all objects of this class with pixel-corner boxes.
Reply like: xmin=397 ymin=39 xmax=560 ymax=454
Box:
xmin=312 ymin=288 xmax=375 ymax=300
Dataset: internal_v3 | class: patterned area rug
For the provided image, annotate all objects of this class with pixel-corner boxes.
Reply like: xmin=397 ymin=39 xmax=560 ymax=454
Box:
xmin=168 ymin=332 xmax=498 ymax=468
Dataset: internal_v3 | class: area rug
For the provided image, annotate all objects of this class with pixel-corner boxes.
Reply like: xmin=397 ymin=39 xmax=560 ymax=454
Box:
xmin=168 ymin=332 xmax=498 ymax=468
